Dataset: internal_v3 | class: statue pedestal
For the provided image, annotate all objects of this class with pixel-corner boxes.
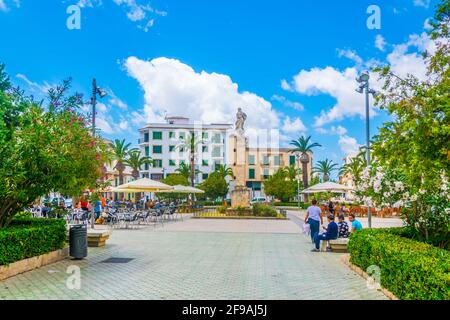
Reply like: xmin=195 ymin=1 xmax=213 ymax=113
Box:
xmin=231 ymin=185 xmax=251 ymax=208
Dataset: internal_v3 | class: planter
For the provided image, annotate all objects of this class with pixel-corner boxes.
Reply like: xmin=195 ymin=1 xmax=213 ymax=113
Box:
xmin=0 ymin=247 xmax=69 ymax=281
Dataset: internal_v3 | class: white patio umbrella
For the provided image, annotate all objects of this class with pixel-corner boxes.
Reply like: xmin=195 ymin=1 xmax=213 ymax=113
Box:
xmin=302 ymin=182 xmax=353 ymax=194
xmin=163 ymin=185 xmax=205 ymax=194
xmin=112 ymin=178 xmax=174 ymax=193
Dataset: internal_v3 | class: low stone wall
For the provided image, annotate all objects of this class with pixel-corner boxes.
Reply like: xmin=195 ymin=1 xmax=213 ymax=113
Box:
xmin=340 ymin=254 xmax=399 ymax=300
xmin=0 ymin=247 xmax=69 ymax=281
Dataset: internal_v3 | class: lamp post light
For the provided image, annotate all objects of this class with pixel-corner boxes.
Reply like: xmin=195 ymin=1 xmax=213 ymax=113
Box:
xmin=296 ymin=152 xmax=301 ymax=210
xmin=90 ymin=78 xmax=107 ymax=230
xmin=356 ymin=71 xmax=377 ymax=228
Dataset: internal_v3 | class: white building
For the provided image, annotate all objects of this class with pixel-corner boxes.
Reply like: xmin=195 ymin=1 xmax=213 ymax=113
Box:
xmin=138 ymin=116 xmax=232 ymax=184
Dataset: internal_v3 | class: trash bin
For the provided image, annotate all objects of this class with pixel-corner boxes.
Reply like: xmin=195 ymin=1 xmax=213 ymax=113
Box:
xmin=69 ymin=224 xmax=88 ymax=259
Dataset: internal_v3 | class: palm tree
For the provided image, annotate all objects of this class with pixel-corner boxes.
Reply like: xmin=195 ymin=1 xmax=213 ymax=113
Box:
xmin=124 ymin=149 xmax=152 ymax=180
xmin=289 ymin=135 xmax=322 ymax=199
xmin=340 ymin=156 xmax=365 ymax=185
xmin=175 ymin=163 xmax=191 ymax=180
xmin=111 ymin=139 xmax=132 ymax=186
xmin=176 ymin=132 xmax=206 ymax=186
xmin=284 ymin=165 xmax=300 ymax=181
xmin=215 ymin=164 xmax=235 ymax=180
xmin=313 ymin=159 xmax=339 ymax=182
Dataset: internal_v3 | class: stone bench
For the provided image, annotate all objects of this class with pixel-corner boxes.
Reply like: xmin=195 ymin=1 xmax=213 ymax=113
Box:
xmin=87 ymin=229 xmax=112 ymax=247
xmin=329 ymin=238 xmax=349 ymax=253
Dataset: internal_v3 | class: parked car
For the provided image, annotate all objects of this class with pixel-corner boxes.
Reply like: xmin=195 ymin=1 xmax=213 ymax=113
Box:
xmin=250 ymin=197 xmax=268 ymax=205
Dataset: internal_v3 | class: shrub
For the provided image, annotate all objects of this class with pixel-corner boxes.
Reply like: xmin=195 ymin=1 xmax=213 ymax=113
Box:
xmin=217 ymin=205 xmax=227 ymax=214
xmin=253 ymin=204 xmax=278 ymax=217
xmin=348 ymin=228 xmax=450 ymax=300
xmin=0 ymin=218 xmax=67 ymax=266
xmin=273 ymin=202 xmax=308 ymax=209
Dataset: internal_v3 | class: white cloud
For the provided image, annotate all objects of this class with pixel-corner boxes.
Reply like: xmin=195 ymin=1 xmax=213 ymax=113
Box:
xmin=282 ymin=116 xmax=307 ymax=134
xmin=108 ymin=90 xmax=128 ymax=110
xmin=0 ymin=0 xmax=20 ymax=12
xmin=330 ymin=125 xmax=347 ymax=136
xmin=124 ymin=56 xmax=282 ymax=137
xmin=282 ymin=66 xmax=378 ymax=127
xmin=375 ymin=34 xmax=387 ymax=51
xmin=413 ymin=0 xmax=431 ymax=8
xmin=15 ymin=73 xmax=52 ymax=96
xmin=271 ymin=95 xmax=304 ymax=111
xmin=337 ymin=49 xmax=363 ymax=67
xmin=338 ymin=135 xmax=361 ymax=156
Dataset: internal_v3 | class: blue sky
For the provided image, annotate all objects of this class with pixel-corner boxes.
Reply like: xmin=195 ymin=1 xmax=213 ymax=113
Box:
xmin=0 ymin=0 xmax=439 ymax=177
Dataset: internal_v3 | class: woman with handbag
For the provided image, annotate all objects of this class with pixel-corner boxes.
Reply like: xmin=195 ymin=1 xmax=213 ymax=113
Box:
xmin=304 ymin=199 xmax=323 ymax=243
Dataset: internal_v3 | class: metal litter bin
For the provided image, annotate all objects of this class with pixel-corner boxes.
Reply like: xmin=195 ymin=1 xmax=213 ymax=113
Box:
xmin=69 ymin=224 xmax=87 ymax=259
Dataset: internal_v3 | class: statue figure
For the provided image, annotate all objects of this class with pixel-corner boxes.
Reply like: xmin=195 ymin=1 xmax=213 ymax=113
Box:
xmin=235 ymin=108 xmax=247 ymax=133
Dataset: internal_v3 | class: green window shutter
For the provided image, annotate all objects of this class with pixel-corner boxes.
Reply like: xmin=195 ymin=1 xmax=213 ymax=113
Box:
xmin=290 ymin=155 xmax=296 ymax=166
xmin=202 ymin=160 xmax=208 ymax=166
xmin=153 ymin=131 xmax=162 ymax=140
xmin=249 ymin=169 xmax=255 ymax=179
xmin=202 ymin=146 xmax=208 ymax=153
xmin=145 ymin=146 xmax=150 ymax=157
xmin=169 ymin=145 xmax=175 ymax=152
xmin=153 ymin=145 xmax=162 ymax=154
xmin=248 ymin=155 xmax=255 ymax=165
xmin=202 ymin=173 xmax=209 ymax=180
xmin=169 ymin=160 xmax=176 ymax=166
xmin=144 ymin=132 xmax=149 ymax=142
xmin=202 ymin=132 xmax=209 ymax=139
xmin=169 ymin=131 xmax=175 ymax=139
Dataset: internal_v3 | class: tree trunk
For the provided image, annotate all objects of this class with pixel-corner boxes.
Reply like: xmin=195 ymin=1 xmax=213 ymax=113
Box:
xmin=302 ymin=162 xmax=308 ymax=203
xmin=323 ymin=173 xmax=330 ymax=182
xmin=190 ymin=152 xmax=195 ymax=187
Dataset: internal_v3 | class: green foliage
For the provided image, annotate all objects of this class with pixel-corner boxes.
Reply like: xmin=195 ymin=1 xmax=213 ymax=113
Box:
xmin=313 ymin=158 xmax=339 ymax=182
xmin=252 ymin=204 xmax=278 ymax=217
xmin=217 ymin=205 xmax=227 ymax=214
xmin=176 ymin=132 xmax=206 ymax=186
xmin=263 ymin=168 xmax=297 ymax=202
xmin=162 ymin=174 xmax=189 ymax=186
xmin=199 ymin=172 xmax=229 ymax=200
xmin=215 ymin=164 xmax=235 ymax=179
xmin=0 ymin=67 xmax=109 ymax=227
xmin=348 ymin=228 xmax=450 ymax=300
xmin=0 ymin=218 xmax=67 ymax=266
xmin=124 ymin=149 xmax=152 ymax=179
xmin=273 ymin=202 xmax=309 ymax=209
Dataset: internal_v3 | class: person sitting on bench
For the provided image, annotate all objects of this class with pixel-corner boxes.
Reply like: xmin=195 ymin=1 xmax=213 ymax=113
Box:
xmin=338 ymin=215 xmax=350 ymax=238
xmin=311 ymin=215 xmax=338 ymax=252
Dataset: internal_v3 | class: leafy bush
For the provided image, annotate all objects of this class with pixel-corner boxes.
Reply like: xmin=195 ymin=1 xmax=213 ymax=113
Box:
xmin=253 ymin=204 xmax=278 ymax=217
xmin=348 ymin=228 xmax=450 ymax=300
xmin=0 ymin=218 xmax=67 ymax=266
xmin=273 ymin=202 xmax=308 ymax=209
xmin=217 ymin=205 xmax=227 ymax=214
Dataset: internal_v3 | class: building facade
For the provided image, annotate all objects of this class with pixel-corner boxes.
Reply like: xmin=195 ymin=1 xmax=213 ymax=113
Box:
xmin=138 ymin=117 xmax=232 ymax=184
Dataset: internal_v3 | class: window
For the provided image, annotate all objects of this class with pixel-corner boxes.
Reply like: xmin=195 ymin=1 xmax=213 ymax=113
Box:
xmin=262 ymin=155 xmax=270 ymax=166
xmin=153 ymin=159 xmax=163 ymax=168
xmin=248 ymin=155 xmax=255 ymax=165
xmin=144 ymin=132 xmax=149 ymax=143
xmin=179 ymin=147 xmax=185 ymax=154
xmin=214 ymin=162 xmax=221 ymax=171
xmin=153 ymin=131 xmax=162 ymax=140
xmin=212 ymin=146 xmax=221 ymax=157
xmin=169 ymin=145 xmax=175 ymax=152
xmin=202 ymin=173 xmax=209 ymax=180
xmin=144 ymin=163 xmax=149 ymax=171
xmin=202 ymin=160 xmax=209 ymax=167
xmin=169 ymin=131 xmax=175 ymax=139
xmin=249 ymin=169 xmax=255 ymax=179
xmin=290 ymin=155 xmax=296 ymax=166
xmin=202 ymin=132 xmax=209 ymax=139
xmin=274 ymin=155 xmax=281 ymax=166
xmin=263 ymin=169 xmax=270 ymax=180
xmin=202 ymin=146 xmax=208 ymax=153
xmin=169 ymin=160 xmax=176 ymax=167
xmin=179 ymin=132 xmax=186 ymax=140
xmin=153 ymin=145 xmax=162 ymax=154
xmin=212 ymin=133 xmax=221 ymax=144
xmin=145 ymin=146 xmax=150 ymax=157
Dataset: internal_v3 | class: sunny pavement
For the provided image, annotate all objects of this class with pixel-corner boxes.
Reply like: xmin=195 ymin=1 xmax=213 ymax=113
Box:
xmin=0 ymin=211 xmax=388 ymax=300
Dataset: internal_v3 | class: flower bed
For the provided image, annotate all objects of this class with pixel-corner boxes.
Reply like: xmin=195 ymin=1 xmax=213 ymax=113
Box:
xmin=348 ymin=228 xmax=449 ymax=300
xmin=0 ymin=218 xmax=66 ymax=266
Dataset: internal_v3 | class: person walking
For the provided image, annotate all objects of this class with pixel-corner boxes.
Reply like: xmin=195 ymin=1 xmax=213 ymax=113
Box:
xmin=304 ymin=199 xmax=323 ymax=243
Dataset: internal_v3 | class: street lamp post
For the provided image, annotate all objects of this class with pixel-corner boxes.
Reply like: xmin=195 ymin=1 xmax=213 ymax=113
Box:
xmin=90 ymin=78 xmax=107 ymax=230
xmin=296 ymin=153 xmax=301 ymax=210
xmin=356 ymin=71 xmax=376 ymax=228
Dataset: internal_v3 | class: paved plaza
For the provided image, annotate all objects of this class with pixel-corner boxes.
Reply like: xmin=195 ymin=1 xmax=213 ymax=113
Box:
xmin=0 ymin=212 xmax=391 ymax=300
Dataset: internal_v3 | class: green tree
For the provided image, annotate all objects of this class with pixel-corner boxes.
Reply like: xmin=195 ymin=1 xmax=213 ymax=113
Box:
xmin=199 ymin=172 xmax=228 ymax=201
xmin=313 ymin=159 xmax=339 ymax=182
xmin=263 ymin=168 xmax=297 ymax=202
xmin=215 ymin=164 xmax=235 ymax=180
xmin=339 ymin=156 xmax=365 ymax=185
xmin=364 ymin=0 xmax=450 ymax=248
xmin=289 ymin=135 xmax=321 ymax=199
xmin=176 ymin=132 xmax=206 ymax=186
xmin=162 ymin=174 xmax=189 ymax=186
xmin=175 ymin=163 xmax=200 ymax=181
xmin=0 ymin=65 xmax=108 ymax=227
xmin=111 ymin=139 xmax=131 ymax=185
xmin=124 ymin=149 xmax=152 ymax=180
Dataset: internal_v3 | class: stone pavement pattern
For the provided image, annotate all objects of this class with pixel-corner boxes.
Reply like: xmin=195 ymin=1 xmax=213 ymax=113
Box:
xmin=0 ymin=214 xmax=387 ymax=300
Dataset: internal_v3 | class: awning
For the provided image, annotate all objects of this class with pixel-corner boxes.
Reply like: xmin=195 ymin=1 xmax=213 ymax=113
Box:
xmin=302 ymin=182 xmax=353 ymax=194
xmin=113 ymin=178 xmax=174 ymax=193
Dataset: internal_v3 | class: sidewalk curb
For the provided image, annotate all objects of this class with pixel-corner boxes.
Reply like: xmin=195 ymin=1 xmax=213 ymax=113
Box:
xmin=340 ymin=254 xmax=399 ymax=300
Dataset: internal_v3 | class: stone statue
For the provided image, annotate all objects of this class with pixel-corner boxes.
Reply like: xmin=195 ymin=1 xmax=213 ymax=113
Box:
xmin=235 ymin=108 xmax=247 ymax=133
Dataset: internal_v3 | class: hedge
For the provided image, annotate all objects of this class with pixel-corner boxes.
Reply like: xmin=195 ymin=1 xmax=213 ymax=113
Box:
xmin=348 ymin=228 xmax=450 ymax=300
xmin=253 ymin=204 xmax=278 ymax=217
xmin=0 ymin=218 xmax=67 ymax=266
xmin=273 ymin=202 xmax=309 ymax=209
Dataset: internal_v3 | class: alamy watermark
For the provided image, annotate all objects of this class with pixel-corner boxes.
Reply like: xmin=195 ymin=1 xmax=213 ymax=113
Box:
xmin=367 ymin=5 xmax=381 ymax=30
xmin=366 ymin=265 xmax=381 ymax=290
xmin=66 ymin=265 xmax=81 ymax=290
xmin=66 ymin=5 xmax=81 ymax=30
